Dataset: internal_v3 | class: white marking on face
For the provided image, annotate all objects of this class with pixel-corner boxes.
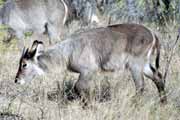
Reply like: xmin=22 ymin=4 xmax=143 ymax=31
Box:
xmin=33 ymin=64 xmax=45 ymax=75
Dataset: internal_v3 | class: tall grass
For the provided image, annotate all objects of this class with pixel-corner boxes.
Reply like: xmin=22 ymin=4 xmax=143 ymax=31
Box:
xmin=0 ymin=0 xmax=180 ymax=119
xmin=0 ymin=22 xmax=180 ymax=120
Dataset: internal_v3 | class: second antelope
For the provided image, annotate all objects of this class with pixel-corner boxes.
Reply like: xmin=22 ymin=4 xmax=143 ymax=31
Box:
xmin=15 ymin=24 xmax=167 ymax=104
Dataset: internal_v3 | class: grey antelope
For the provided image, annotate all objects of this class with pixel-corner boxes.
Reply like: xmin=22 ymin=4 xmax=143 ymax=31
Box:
xmin=15 ymin=24 xmax=167 ymax=103
xmin=0 ymin=0 xmax=101 ymax=45
xmin=0 ymin=0 xmax=69 ymax=45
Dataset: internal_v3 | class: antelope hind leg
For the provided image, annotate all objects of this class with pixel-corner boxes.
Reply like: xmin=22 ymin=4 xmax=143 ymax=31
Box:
xmin=143 ymin=63 xmax=167 ymax=103
xmin=129 ymin=64 xmax=145 ymax=95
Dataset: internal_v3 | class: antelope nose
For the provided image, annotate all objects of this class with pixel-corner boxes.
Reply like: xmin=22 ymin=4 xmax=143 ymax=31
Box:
xmin=15 ymin=78 xmax=18 ymax=83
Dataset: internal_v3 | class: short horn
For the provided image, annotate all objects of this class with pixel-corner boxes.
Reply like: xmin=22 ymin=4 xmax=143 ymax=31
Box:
xmin=21 ymin=47 xmax=26 ymax=58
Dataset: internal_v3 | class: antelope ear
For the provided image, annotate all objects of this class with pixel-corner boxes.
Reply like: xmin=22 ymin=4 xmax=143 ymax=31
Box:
xmin=30 ymin=40 xmax=44 ymax=58
xmin=30 ymin=40 xmax=40 ymax=52
xmin=35 ymin=41 xmax=44 ymax=57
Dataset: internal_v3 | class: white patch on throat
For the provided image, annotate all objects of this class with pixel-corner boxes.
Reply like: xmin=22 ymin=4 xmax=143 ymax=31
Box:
xmin=33 ymin=64 xmax=45 ymax=75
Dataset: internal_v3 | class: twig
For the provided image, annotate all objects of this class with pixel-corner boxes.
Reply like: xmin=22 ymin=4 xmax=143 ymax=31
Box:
xmin=163 ymin=28 xmax=180 ymax=84
xmin=56 ymin=81 xmax=62 ymax=119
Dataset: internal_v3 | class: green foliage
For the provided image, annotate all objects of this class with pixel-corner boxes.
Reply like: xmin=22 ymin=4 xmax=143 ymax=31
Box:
xmin=0 ymin=0 xmax=5 ymax=5
xmin=24 ymin=32 xmax=33 ymax=38
xmin=116 ymin=0 xmax=180 ymax=26
xmin=0 ymin=26 xmax=16 ymax=54
xmin=117 ymin=0 xmax=125 ymax=9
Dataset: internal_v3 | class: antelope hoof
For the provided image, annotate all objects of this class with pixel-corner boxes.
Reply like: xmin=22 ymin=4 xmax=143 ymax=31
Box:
xmin=160 ymin=95 xmax=167 ymax=104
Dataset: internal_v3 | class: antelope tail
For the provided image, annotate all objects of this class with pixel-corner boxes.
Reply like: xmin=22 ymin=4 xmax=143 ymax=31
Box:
xmin=147 ymin=30 xmax=160 ymax=70
xmin=155 ymin=35 xmax=160 ymax=70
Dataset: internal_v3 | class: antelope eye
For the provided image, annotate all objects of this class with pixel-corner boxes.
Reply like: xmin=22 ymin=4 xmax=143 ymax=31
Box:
xmin=22 ymin=63 xmax=27 ymax=68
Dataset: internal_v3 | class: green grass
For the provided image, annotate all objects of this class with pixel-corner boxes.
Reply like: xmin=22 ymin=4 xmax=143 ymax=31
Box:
xmin=0 ymin=33 xmax=17 ymax=54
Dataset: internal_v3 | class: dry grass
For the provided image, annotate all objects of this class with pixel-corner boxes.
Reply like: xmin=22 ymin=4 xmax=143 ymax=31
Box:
xmin=0 ymin=22 xmax=180 ymax=120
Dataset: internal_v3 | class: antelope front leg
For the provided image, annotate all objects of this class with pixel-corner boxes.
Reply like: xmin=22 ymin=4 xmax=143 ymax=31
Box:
xmin=74 ymin=71 xmax=94 ymax=108
xmin=47 ymin=23 xmax=62 ymax=44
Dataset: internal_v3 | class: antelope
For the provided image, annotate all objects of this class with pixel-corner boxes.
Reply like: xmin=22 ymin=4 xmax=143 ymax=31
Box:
xmin=0 ymin=0 xmax=69 ymax=46
xmin=15 ymin=24 xmax=167 ymax=103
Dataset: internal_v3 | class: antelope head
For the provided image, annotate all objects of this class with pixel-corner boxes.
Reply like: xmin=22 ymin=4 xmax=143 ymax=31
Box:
xmin=15 ymin=40 xmax=45 ymax=84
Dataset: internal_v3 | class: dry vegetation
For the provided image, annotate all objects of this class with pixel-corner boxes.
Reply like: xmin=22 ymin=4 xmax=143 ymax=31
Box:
xmin=1 ymin=20 xmax=180 ymax=120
